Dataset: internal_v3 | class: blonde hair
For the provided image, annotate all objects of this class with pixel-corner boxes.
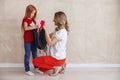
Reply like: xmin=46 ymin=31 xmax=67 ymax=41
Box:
xmin=21 ymin=4 xmax=37 ymax=30
xmin=54 ymin=11 xmax=69 ymax=32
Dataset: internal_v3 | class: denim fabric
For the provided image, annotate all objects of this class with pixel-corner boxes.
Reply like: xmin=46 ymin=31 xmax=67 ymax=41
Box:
xmin=24 ymin=42 xmax=37 ymax=72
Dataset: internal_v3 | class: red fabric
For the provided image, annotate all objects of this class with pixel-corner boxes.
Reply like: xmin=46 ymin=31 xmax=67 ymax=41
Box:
xmin=32 ymin=56 xmax=65 ymax=72
xmin=22 ymin=18 xmax=36 ymax=42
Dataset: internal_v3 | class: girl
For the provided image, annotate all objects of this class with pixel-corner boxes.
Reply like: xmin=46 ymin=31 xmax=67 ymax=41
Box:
xmin=33 ymin=11 xmax=69 ymax=76
xmin=22 ymin=4 xmax=39 ymax=76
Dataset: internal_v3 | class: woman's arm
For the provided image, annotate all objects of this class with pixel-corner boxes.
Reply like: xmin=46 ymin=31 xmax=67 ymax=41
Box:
xmin=43 ymin=26 xmax=58 ymax=46
xmin=49 ymin=33 xmax=53 ymax=38
xmin=23 ymin=22 xmax=38 ymax=31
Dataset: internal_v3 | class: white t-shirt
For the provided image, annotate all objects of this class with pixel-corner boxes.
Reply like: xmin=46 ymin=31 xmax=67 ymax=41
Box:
xmin=50 ymin=29 xmax=67 ymax=60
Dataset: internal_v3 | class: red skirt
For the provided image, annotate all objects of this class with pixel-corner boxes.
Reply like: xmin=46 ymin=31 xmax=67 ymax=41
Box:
xmin=32 ymin=56 xmax=65 ymax=72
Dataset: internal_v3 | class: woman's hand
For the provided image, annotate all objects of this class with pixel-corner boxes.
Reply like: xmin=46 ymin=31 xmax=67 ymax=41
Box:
xmin=39 ymin=49 xmax=43 ymax=53
xmin=43 ymin=25 xmax=47 ymax=30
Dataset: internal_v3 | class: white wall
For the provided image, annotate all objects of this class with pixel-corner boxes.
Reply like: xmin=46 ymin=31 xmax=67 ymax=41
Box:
xmin=0 ymin=0 xmax=120 ymax=64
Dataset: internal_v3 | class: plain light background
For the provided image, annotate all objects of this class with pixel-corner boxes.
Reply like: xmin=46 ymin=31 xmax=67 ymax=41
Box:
xmin=0 ymin=0 xmax=120 ymax=64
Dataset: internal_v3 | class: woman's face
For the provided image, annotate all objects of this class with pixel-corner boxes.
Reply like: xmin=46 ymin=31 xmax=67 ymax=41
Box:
xmin=30 ymin=10 xmax=36 ymax=18
xmin=53 ymin=17 xmax=58 ymax=25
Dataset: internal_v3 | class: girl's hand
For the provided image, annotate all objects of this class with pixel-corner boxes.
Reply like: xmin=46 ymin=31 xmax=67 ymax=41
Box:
xmin=37 ymin=23 xmax=41 ymax=28
xmin=36 ymin=25 xmax=40 ymax=32
xmin=33 ymin=24 xmax=38 ymax=29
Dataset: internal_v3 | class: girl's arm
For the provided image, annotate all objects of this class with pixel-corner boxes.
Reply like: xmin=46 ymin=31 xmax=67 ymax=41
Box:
xmin=23 ymin=22 xmax=38 ymax=31
xmin=44 ymin=26 xmax=58 ymax=46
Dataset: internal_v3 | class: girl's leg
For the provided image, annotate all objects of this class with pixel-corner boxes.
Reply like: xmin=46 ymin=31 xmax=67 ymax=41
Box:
xmin=31 ymin=42 xmax=37 ymax=68
xmin=24 ymin=42 xmax=31 ymax=72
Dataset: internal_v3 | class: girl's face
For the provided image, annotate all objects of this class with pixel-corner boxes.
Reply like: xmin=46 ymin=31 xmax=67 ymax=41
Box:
xmin=30 ymin=10 xmax=36 ymax=18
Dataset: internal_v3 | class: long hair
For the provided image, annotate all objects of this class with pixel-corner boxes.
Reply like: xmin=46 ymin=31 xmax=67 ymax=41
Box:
xmin=54 ymin=11 xmax=69 ymax=32
xmin=21 ymin=4 xmax=37 ymax=30
xmin=24 ymin=4 xmax=37 ymax=20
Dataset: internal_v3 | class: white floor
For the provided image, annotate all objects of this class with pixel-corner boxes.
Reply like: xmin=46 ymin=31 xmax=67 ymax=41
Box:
xmin=0 ymin=67 xmax=120 ymax=80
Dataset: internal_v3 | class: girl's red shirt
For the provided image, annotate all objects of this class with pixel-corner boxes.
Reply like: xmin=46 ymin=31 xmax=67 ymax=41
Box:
xmin=22 ymin=18 xmax=36 ymax=42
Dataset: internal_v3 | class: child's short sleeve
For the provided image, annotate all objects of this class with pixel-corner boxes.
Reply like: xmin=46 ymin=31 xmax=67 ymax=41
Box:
xmin=22 ymin=18 xmax=29 ymax=26
xmin=23 ymin=18 xmax=28 ymax=23
xmin=22 ymin=18 xmax=35 ymax=26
